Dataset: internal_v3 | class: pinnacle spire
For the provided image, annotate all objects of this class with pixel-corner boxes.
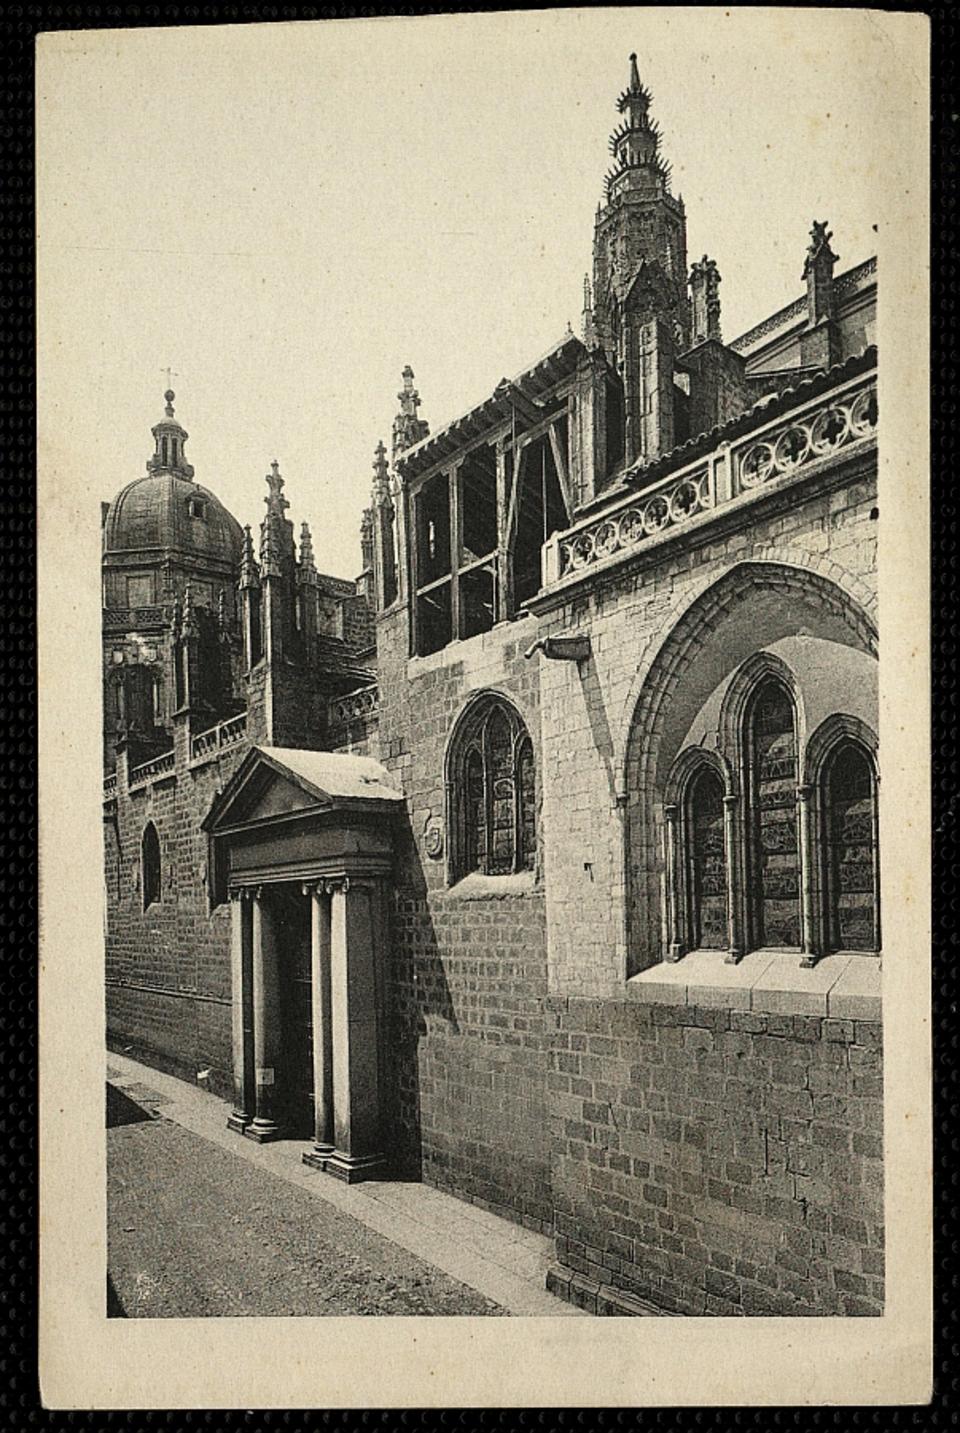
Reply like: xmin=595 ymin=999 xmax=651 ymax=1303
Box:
xmin=239 ymin=524 xmax=260 ymax=588
xmin=299 ymin=520 xmax=316 ymax=573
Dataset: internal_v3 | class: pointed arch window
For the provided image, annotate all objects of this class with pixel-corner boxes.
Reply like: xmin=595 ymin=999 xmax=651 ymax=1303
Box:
xmin=821 ymin=741 xmax=880 ymax=953
xmin=142 ymin=822 xmax=162 ymax=910
xmin=685 ymin=765 xmax=727 ymax=951
xmin=744 ymin=678 xmax=801 ymax=949
xmin=451 ymin=698 xmax=536 ymax=880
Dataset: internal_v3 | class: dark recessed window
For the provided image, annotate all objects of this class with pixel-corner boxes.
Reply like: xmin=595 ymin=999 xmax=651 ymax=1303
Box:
xmin=142 ymin=822 xmax=162 ymax=910
xmin=188 ymin=498 xmax=207 ymax=520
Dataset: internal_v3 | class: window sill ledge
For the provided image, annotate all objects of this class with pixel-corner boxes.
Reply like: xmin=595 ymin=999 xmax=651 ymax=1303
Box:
xmin=445 ymin=870 xmax=538 ymax=901
xmin=626 ymin=948 xmax=881 ymax=1021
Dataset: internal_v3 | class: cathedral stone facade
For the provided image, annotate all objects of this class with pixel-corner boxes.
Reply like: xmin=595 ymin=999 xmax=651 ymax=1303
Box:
xmin=104 ymin=58 xmax=882 ymax=1315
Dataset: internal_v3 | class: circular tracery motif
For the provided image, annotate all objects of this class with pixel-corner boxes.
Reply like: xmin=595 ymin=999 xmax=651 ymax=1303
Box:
xmin=643 ymin=495 xmax=670 ymax=534
xmin=594 ymin=521 xmax=619 ymax=558
xmin=618 ymin=509 xmax=645 ymax=546
xmin=740 ymin=443 xmax=775 ymax=487
xmin=810 ymin=406 xmax=850 ymax=455
xmin=569 ymin=533 xmax=595 ymax=570
xmin=849 ymin=388 xmax=878 ymax=437
xmin=668 ymin=480 xmax=701 ymax=522
xmin=774 ymin=425 xmax=811 ymax=472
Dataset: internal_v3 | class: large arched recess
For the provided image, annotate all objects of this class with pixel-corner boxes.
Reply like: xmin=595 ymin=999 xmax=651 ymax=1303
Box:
xmin=622 ymin=560 xmax=878 ymax=974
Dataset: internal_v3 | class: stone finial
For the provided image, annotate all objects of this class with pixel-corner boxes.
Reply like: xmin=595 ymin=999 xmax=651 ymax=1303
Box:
xmin=689 ymin=255 xmax=722 ymax=344
xmin=299 ymin=521 xmax=317 ymax=573
xmin=372 ymin=440 xmax=392 ymax=507
xmin=802 ymin=220 xmax=839 ymax=326
xmin=360 ymin=506 xmax=375 ymax=575
xmin=264 ymin=460 xmax=289 ymax=517
xmin=629 ymin=52 xmax=641 ymax=92
xmin=393 ymin=366 xmax=430 ymax=459
xmin=239 ymin=524 xmax=260 ymax=589
xmin=164 ymin=388 xmax=176 ymax=418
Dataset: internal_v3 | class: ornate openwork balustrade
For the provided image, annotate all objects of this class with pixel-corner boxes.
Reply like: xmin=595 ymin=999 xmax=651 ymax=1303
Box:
xmin=103 ymin=772 xmax=117 ymax=800
xmin=190 ymin=712 xmax=248 ymax=763
xmin=129 ymin=749 xmax=176 ymax=788
xmin=328 ymin=685 xmax=379 ymax=731
xmin=103 ymin=605 xmax=168 ymax=632
xmin=541 ymin=371 xmax=877 ymax=588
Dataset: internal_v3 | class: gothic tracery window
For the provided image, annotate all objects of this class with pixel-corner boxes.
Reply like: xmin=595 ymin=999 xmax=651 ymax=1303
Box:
xmin=452 ymin=699 xmax=536 ymax=880
xmin=744 ymin=678 xmax=801 ymax=949
xmin=821 ymin=741 xmax=880 ymax=952
xmin=684 ymin=765 xmax=727 ymax=950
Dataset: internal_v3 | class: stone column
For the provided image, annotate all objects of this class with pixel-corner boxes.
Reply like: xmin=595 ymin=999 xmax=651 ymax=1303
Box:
xmin=325 ymin=877 xmax=386 ymax=1183
xmin=227 ymin=889 xmax=254 ymax=1133
xmin=722 ymin=795 xmax=745 ymax=965
xmin=302 ymin=884 xmax=335 ymax=1170
xmin=664 ymin=805 xmax=684 ymax=962
xmin=797 ymin=784 xmax=820 ymax=967
xmin=246 ymin=888 xmax=282 ymax=1142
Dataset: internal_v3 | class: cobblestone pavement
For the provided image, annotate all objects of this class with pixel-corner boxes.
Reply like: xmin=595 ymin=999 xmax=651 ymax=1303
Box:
xmin=107 ymin=1084 xmax=504 ymax=1317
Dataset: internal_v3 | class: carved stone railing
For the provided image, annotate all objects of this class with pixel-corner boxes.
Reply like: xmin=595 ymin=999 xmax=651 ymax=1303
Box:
xmin=541 ymin=370 xmax=876 ymax=588
xmin=102 ymin=605 xmax=168 ymax=632
xmin=128 ymin=749 xmax=176 ymax=788
xmin=732 ymin=375 xmax=877 ymax=496
xmin=103 ymin=772 xmax=117 ymax=800
xmin=549 ymin=459 xmax=715 ymax=581
xmin=328 ymin=685 xmax=379 ymax=731
xmin=190 ymin=711 xmax=248 ymax=763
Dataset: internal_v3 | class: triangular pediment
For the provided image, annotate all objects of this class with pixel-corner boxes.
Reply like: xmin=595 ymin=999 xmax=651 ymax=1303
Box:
xmin=202 ymin=745 xmax=403 ymax=834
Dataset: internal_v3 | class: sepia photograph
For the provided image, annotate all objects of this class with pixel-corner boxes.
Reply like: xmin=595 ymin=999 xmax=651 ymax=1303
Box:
xmin=38 ymin=5 xmax=931 ymax=1409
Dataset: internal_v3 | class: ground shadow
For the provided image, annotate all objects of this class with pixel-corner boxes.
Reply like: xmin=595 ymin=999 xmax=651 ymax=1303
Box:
xmin=106 ymin=1082 xmax=156 ymax=1128
xmin=106 ymin=1272 xmax=127 ymax=1318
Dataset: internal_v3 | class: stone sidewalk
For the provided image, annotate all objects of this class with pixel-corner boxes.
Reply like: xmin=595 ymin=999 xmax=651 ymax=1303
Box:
xmin=107 ymin=1053 xmax=585 ymax=1318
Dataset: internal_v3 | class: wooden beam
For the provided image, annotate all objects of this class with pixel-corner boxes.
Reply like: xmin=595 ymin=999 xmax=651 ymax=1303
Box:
xmin=548 ymin=420 xmax=573 ymax=519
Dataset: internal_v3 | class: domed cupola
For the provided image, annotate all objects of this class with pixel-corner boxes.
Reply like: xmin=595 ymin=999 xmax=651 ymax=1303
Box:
xmin=102 ymin=390 xmax=243 ymax=613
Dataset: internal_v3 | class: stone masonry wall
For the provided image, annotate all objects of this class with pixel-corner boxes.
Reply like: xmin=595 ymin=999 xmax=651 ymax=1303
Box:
xmin=546 ymin=997 xmax=883 ymax=1316
xmin=104 ymin=730 xmax=248 ymax=1098
xmin=375 ymin=602 xmax=552 ymax=1228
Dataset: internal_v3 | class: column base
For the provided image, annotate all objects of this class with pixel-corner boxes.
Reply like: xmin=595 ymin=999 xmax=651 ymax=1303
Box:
xmin=799 ymin=954 xmax=820 ymax=969
xmin=724 ymin=949 xmax=744 ymax=966
xmin=243 ymin=1117 xmax=282 ymax=1144
xmin=320 ymin=1149 xmax=387 ymax=1184
xmin=226 ymin=1111 xmax=252 ymax=1134
xmin=300 ymin=1143 xmax=335 ymax=1173
xmin=666 ymin=944 xmax=684 ymax=964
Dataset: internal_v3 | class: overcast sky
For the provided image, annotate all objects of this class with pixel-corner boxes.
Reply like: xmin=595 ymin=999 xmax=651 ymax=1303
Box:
xmin=39 ymin=8 xmax=900 ymax=579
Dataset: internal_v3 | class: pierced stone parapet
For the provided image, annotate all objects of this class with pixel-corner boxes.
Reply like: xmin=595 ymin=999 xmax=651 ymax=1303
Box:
xmin=190 ymin=711 xmax=248 ymax=764
xmin=328 ymin=685 xmax=379 ymax=734
xmin=128 ymin=749 xmax=176 ymax=788
xmin=540 ymin=371 xmax=876 ymax=590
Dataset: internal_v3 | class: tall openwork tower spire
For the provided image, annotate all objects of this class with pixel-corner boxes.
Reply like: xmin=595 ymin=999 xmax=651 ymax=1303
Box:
xmin=590 ymin=55 xmax=691 ymax=465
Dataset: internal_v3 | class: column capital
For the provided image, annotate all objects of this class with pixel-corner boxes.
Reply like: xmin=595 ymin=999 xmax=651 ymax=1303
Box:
xmin=796 ymin=783 xmax=813 ymax=801
xmin=722 ymin=793 xmax=739 ymax=809
xmin=663 ymin=803 xmax=679 ymax=823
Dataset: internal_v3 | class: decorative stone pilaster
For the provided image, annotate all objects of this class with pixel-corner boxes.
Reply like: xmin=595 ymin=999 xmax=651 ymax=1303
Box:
xmin=301 ymin=881 xmax=335 ymax=1170
xmin=227 ymin=889 xmax=254 ymax=1133
xmin=797 ymin=784 xmax=820 ymax=967
xmin=245 ymin=888 xmax=282 ymax=1143
xmin=325 ymin=876 xmax=387 ymax=1183
xmin=664 ymin=804 xmax=684 ymax=962
xmin=722 ymin=794 xmax=745 ymax=964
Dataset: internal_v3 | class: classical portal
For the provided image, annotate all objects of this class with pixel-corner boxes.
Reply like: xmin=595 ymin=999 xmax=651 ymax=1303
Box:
xmin=203 ymin=746 xmax=402 ymax=1182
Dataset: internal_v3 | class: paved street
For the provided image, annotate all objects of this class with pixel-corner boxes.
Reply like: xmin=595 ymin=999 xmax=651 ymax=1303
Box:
xmin=107 ymin=1083 xmax=504 ymax=1317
